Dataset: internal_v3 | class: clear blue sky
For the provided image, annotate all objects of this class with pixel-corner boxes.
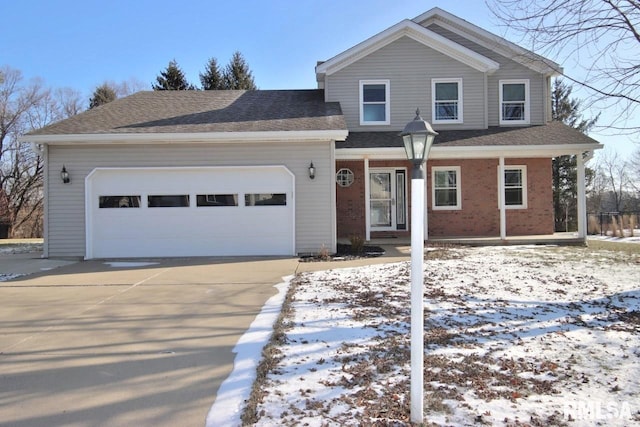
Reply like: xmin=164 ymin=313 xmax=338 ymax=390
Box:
xmin=2 ymin=0 xmax=636 ymax=158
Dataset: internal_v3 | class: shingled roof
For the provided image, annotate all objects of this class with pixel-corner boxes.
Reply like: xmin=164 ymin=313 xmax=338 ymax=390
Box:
xmin=337 ymin=121 xmax=601 ymax=149
xmin=27 ymin=90 xmax=346 ymax=136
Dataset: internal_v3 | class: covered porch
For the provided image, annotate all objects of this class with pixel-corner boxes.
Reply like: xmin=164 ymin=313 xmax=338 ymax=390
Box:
xmin=335 ymin=124 xmax=603 ymax=245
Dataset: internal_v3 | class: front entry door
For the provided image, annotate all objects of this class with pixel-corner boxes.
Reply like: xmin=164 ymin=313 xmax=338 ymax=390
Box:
xmin=369 ymin=169 xmax=407 ymax=231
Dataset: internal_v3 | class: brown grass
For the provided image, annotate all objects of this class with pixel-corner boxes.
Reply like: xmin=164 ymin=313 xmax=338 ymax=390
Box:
xmin=241 ymin=277 xmax=299 ymax=425
xmin=587 ymin=239 xmax=640 ymax=256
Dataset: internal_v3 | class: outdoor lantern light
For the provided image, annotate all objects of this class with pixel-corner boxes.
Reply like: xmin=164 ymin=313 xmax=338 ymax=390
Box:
xmin=308 ymin=162 xmax=316 ymax=180
xmin=60 ymin=165 xmax=70 ymax=184
xmin=400 ymin=108 xmax=438 ymax=172
xmin=400 ymin=108 xmax=437 ymax=424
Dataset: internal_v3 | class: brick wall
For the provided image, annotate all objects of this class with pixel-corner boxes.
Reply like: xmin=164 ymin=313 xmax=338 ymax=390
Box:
xmin=336 ymin=157 xmax=554 ymax=239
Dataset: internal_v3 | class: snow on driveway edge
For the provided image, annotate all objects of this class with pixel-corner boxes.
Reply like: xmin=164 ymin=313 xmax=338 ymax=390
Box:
xmin=205 ymin=276 xmax=293 ymax=427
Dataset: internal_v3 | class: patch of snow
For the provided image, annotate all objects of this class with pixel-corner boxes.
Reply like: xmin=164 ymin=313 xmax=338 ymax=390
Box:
xmin=103 ymin=261 xmax=159 ymax=268
xmin=0 ymin=273 xmax=25 ymax=282
xmin=246 ymin=246 xmax=640 ymax=426
xmin=205 ymin=276 xmax=293 ymax=427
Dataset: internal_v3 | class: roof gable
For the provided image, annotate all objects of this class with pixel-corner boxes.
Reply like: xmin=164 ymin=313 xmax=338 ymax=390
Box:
xmin=413 ymin=8 xmax=561 ymax=76
xmin=315 ymin=19 xmax=499 ymax=78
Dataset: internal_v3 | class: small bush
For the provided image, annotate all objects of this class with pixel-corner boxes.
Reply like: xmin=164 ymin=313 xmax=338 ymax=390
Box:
xmin=630 ymin=215 xmax=638 ymax=237
xmin=610 ymin=216 xmax=621 ymax=238
xmin=349 ymin=234 xmax=365 ymax=254
xmin=318 ymin=244 xmax=331 ymax=261
xmin=588 ymin=215 xmax=601 ymax=235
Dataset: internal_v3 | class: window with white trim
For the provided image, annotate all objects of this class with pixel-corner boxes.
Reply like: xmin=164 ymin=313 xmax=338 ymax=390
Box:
xmin=500 ymin=80 xmax=529 ymax=124
xmin=432 ymin=166 xmax=461 ymax=210
xmin=432 ymin=78 xmax=462 ymax=123
xmin=502 ymin=166 xmax=527 ymax=209
xmin=359 ymin=80 xmax=390 ymax=125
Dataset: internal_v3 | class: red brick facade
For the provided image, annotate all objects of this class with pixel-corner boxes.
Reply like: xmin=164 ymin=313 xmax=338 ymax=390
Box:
xmin=336 ymin=157 xmax=554 ymax=239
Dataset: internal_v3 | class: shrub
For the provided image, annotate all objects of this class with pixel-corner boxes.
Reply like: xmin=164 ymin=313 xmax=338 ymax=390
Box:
xmin=588 ymin=215 xmax=601 ymax=235
xmin=349 ymin=234 xmax=365 ymax=254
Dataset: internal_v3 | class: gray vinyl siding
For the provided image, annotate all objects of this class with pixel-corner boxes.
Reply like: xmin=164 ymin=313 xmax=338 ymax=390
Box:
xmin=426 ymin=24 xmax=547 ymax=126
xmin=326 ymin=36 xmax=486 ymax=131
xmin=46 ymin=141 xmax=334 ymax=257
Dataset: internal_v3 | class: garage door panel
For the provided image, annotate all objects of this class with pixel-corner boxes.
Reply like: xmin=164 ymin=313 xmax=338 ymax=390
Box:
xmin=87 ymin=167 xmax=294 ymax=258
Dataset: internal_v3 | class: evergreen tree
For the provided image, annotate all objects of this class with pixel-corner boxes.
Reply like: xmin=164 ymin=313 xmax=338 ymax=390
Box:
xmin=200 ymin=57 xmax=223 ymax=90
xmin=152 ymin=60 xmax=195 ymax=90
xmin=222 ymin=51 xmax=257 ymax=90
xmin=551 ymin=78 xmax=599 ymax=231
xmin=89 ymin=83 xmax=117 ymax=109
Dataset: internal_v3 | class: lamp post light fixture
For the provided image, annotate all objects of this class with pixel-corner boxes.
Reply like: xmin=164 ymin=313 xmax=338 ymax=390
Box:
xmin=60 ymin=165 xmax=70 ymax=184
xmin=399 ymin=109 xmax=438 ymax=424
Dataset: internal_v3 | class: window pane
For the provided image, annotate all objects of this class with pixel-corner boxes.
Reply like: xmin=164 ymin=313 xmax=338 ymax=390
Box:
xmin=99 ymin=196 xmax=141 ymax=208
xmin=435 ymin=82 xmax=458 ymax=100
xmin=502 ymin=103 xmax=524 ymax=120
xmin=435 ymin=189 xmax=458 ymax=206
xmin=148 ymin=195 xmax=190 ymax=207
xmin=505 ymin=170 xmax=522 ymax=186
xmin=196 ymin=194 xmax=238 ymax=207
xmin=435 ymin=102 xmax=458 ymax=120
xmin=505 ymin=188 xmax=523 ymax=205
xmin=245 ymin=193 xmax=286 ymax=206
xmin=363 ymin=84 xmax=386 ymax=102
xmin=363 ymin=104 xmax=386 ymax=122
xmin=370 ymin=200 xmax=392 ymax=227
xmin=503 ymin=84 xmax=525 ymax=101
xmin=434 ymin=170 xmax=456 ymax=188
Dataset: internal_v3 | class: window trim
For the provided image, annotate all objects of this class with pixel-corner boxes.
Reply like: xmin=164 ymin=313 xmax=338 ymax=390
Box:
xmin=431 ymin=78 xmax=463 ymax=124
xmin=499 ymin=79 xmax=530 ymax=125
xmin=431 ymin=166 xmax=462 ymax=210
xmin=359 ymin=79 xmax=390 ymax=126
xmin=498 ymin=165 xmax=528 ymax=209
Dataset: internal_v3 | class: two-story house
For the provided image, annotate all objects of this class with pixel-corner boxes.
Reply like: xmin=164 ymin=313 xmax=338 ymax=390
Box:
xmin=20 ymin=8 xmax=602 ymax=259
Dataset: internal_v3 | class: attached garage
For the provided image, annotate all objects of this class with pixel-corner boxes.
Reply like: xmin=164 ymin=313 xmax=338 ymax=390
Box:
xmin=86 ymin=166 xmax=295 ymax=259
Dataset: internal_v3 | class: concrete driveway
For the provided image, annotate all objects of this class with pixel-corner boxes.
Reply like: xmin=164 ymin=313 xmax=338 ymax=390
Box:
xmin=0 ymin=256 xmax=301 ymax=427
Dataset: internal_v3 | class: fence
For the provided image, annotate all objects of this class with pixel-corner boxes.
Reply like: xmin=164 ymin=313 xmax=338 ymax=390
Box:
xmin=588 ymin=212 xmax=640 ymax=237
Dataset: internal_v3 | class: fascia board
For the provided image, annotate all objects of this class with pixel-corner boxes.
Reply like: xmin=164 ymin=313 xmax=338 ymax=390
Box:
xmin=414 ymin=8 xmax=562 ymax=76
xmin=316 ymin=19 xmax=499 ymax=76
xmin=336 ymin=143 xmax=603 ymax=160
xmin=19 ymin=130 xmax=350 ymax=145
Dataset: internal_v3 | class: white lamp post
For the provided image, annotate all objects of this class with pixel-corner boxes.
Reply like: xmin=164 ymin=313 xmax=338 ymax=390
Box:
xmin=400 ymin=109 xmax=438 ymax=424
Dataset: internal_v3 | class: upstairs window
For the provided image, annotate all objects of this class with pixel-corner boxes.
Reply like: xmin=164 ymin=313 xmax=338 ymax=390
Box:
xmin=500 ymin=80 xmax=529 ymax=124
xmin=432 ymin=78 xmax=462 ymax=123
xmin=359 ymin=80 xmax=390 ymax=125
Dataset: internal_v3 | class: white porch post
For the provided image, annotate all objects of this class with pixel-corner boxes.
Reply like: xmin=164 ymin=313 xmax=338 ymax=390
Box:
xmin=423 ymin=163 xmax=429 ymax=241
xmin=499 ymin=156 xmax=506 ymax=240
xmin=364 ymin=157 xmax=371 ymax=241
xmin=577 ymin=152 xmax=587 ymax=239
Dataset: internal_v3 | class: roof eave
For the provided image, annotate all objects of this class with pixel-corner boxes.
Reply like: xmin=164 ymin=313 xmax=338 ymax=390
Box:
xmin=336 ymin=143 xmax=603 ymax=160
xmin=414 ymin=7 xmax=562 ymax=76
xmin=19 ymin=129 xmax=350 ymax=145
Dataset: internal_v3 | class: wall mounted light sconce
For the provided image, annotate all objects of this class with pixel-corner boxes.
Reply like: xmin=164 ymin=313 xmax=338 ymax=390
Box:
xmin=60 ymin=165 xmax=70 ymax=184
xmin=308 ymin=162 xmax=316 ymax=180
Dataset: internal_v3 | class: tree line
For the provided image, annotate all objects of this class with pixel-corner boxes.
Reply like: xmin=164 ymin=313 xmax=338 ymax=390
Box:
xmin=91 ymin=51 xmax=256 ymax=108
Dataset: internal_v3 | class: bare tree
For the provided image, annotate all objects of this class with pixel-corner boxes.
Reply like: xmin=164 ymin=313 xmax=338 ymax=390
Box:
xmin=594 ymin=149 xmax=635 ymax=212
xmin=488 ymin=0 xmax=640 ymax=134
xmin=0 ymin=66 xmax=72 ymax=237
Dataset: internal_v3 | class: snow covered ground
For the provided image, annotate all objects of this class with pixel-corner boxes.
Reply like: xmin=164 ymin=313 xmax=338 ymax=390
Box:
xmin=210 ymin=244 xmax=640 ymax=426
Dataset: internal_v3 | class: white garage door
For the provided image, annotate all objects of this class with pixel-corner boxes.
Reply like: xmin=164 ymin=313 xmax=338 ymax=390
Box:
xmin=86 ymin=166 xmax=295 ymax=259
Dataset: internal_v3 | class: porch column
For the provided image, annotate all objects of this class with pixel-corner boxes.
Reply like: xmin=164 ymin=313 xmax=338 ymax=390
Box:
xmin=499 ymin=156 xmax=506 ymax=240
xmin=364 ymin=157 xmax=370 ymax=241
xmin=424 ymin=163 xmax=429 ymax=241
xmin=577 ymin=152 xmax=587 ymax=239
